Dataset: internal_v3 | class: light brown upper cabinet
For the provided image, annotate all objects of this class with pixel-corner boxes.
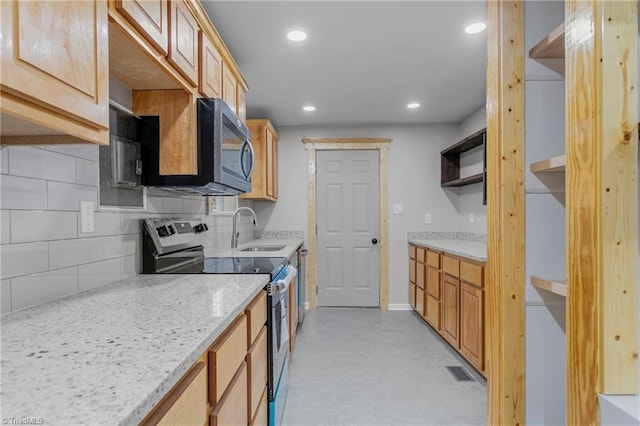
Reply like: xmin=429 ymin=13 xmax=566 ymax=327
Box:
xmin=241 ymin=120 xmax=279 ymax=201
xmin=168 ymin=0 xmax=199 ymax=86
xmin=115 ymin=0 xmax=169 ymax=54
xmin=222 ymin=63 xmax=238 ymax=113
xmin=237 ymin=85 xmax=247 ymax=123
xmin=0 ymin=1 xmax=109 ymax=145
xmin=199 ymin=32 xmax=222 ymax=98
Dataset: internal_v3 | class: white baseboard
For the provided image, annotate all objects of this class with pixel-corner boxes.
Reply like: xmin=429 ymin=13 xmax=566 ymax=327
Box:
xmin=388 ymin=303 xmax=412 ymax=311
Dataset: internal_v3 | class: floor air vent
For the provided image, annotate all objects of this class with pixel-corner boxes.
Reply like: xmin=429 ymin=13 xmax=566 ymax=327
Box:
xmin=445 ymin=365 xmax=475 ymax=382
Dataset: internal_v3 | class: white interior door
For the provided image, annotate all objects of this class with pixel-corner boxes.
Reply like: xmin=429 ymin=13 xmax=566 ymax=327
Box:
xmin=316 ymin=150 xmax=380 ymax=307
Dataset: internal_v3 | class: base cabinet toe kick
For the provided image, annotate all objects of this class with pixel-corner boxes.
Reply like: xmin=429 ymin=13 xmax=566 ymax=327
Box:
xmin=408 ymin=243 xmax=486 ymax=376
xmin=141 ymin=290 xmax=268 ymax=426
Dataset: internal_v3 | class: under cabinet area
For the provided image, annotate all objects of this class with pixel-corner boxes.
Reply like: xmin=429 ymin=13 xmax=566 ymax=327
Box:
xmin=241 ymin=119 xmax=280 ymax=201
xmin=141 ymin=290 xmax=268 ymax=426
xmin=408 ymin=243 xmax=486 ymax=375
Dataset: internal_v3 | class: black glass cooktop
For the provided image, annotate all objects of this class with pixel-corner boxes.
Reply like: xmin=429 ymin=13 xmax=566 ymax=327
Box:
xmin=202 ymin=257 xmax=286 ymax=278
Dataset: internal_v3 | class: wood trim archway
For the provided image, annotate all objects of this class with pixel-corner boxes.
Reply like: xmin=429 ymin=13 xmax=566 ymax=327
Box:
xmin=302 ymin=138 xmax=392 ymax=310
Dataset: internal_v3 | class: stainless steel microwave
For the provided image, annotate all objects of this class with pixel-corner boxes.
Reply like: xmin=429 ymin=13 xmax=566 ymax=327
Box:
xmin=140 ymin=98 xmax=254 ymax=195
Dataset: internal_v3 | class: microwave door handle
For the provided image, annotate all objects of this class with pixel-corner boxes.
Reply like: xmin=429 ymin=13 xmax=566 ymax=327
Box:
xmin=240 ymin=139 xmax=255 ymax=180
xmin=246 ymin=139 xmax=255 ymax=179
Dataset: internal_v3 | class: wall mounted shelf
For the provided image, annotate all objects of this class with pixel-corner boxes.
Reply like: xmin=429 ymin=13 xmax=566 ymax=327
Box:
xmin=529 ymin=22 xmax=565 ymax=75
xmin=441 ymin=127 xmax=487 ymax=204
xmin=530 ymin=154 xmax=566 ymax=173
xmin=531 ymin=275 xmax=567 ymax=297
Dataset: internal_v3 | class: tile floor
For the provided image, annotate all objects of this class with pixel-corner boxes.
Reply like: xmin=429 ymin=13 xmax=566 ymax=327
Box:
xmin=282 ymin=308 xmax=487 ymax=426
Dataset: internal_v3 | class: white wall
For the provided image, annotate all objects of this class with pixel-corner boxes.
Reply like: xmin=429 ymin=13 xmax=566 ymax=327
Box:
xmin=0 ymin=144 xmax=255 ymax=314
xmin=456 ymin=106 xmax=487 ymax=233
xmin=253 ymin=123 xmax=461 ymax=305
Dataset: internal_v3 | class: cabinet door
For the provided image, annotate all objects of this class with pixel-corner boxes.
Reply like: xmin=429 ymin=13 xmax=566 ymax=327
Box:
xmin=273 ymin=137 xmax=279 ymax=199
xmin=210 ymin=361 xmax=248 ymax=426
xmin=460 ymin=282 xmax=484 ymax=371
xmin=416 ymin=261 xmax=425 ymax=290
xmin=426 ymin=294 xmax=441 ymax=331
xmin=442 ymin=274 xmax=460 ymax=348
xmin=266 ymin=130 xmax=275 ymax=198
xmin=409 ymin=283 xmax=417 ymax=309
xmin=0 ymin=1 xmax=109 ymax=130
xmin=168 ymin=0 xmax=199 ymax=86
xmin=416 ymin=287 xmax=425 ymax=317
xmin=409 ymin=257 xmax=416 ymax=284
xmin=199 ymin=32 xmax=222 ymax=97
xmin=237 ymin=86 xmax=247 ymax=123
xmin=116 ymin=0 xmax=169 ymax=54
xmin=222 ymin=65 xmax=238 ymax=112
xmin=247 ymin=327 xmax=267 ymax=420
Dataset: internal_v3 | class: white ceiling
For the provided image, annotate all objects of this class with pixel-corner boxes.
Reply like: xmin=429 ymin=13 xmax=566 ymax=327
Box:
xmin=201 ymin=1 xmax=487 ymax=127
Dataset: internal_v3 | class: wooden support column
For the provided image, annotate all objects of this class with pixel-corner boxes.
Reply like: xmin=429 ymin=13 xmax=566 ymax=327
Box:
xmin=565 ymin=1 xmax=638 ymax=424
xmin=486 ymin=1 xmax=526 ymax=425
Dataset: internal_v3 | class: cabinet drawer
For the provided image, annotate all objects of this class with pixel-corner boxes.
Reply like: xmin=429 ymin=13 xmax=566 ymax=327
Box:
xmin=250 ymin=386 xmax=268 ymax=426
xmin=247 ymin=327 xmax=268 ymax=419
xmin=246 ymin=291 xmax=267 ymax=347
xmin=416 ymin=247 xmax=426 ymax=263
xmin=426 ymin=295 xmax=441 ymax=331
xmin=460 ymin=261 xmax=484 ymax=288
xmin=209 ymin=314 xmax=247 ymax=405
xmin=409 ymin=258 xmax=416 ymax=284
xmin=416 ymin=262 xmax=425 ymax=289
xmin=416 ymin=287 xmax=425 ymax=317
xmin=211 ymin=361 xmax=248 ymax=426
xmin=409 ymin=245 xmax=416 ymax=259
xmin=143 ymin=361 xmax=207 ymax=426
xmin=426 ymin=250 xmax=441 ymax=268
xmin=426 ymin=266 xmax=441 ymax=299
xmin=443 ymin=255 xmax=460 ymax=277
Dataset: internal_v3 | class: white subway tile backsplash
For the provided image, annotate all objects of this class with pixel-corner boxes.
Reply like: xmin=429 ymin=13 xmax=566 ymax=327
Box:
xmin=1 ymin=175 xmax=47 ymax=210
xmin=2 ymin=279 xmax=11 ymax=314
xmin=162 ymin=197 xmax=183 ymax=214
xmin=1 ymin=210 xmax=10 ymax=245
xmin=11 ymin=267 xmax=78 ymax=311
xmin=183 ymin=198 xmax=207 ymax=214
xmin=78 ymin=259 xmax=121 ymax=292
xmin=75 ymin=158 xmax=99 ymax=186
xmin=11 ymin=211 xmax=77 ymax=243
xmin=47 ymin=182 xmax=97 ymax=211
xmin=120 ymin=213 xmax=145 ymax=235
xmin=0 ymin=242 xmax=49 ymax=279
xmin=78 ymin=212 xmax=120 ymax=238
xmin=49 ymin=238 xmax=102 ymax=269
xmin=45 ymin=144 xmax=98 ymax=161
xmin=121 ymin=255 xmax=137 ymax=279
xmin=146 ymin=197 xmax=163 ymax=213
xmin=9 ymin=146 xmax=76 ymax=183
xmin=102 ymin=235 xmax=136 ymax=259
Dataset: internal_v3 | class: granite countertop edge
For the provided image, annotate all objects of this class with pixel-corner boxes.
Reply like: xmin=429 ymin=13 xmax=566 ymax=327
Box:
xmin=206 ymin=237 xmax=304 ymax=260
xmin=408 ymin=238 xmax=487 ymax=262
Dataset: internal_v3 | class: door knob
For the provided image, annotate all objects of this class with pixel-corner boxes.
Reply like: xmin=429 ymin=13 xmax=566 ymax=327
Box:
xmin=372 ymin=238 xmax=378 ymax=245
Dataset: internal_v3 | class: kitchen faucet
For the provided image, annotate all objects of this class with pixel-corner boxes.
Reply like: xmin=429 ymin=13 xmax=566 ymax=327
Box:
xmin=231 ymin=207 xmax=257 ymax=248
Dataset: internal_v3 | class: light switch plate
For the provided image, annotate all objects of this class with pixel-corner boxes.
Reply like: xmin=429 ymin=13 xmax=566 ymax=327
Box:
xmin=392 ymin=204 xmax=404 ymax=215
xmin=80 ymin=201 xmax=95 ymax=233
xmin=424 ymin=213 xmax=432 ymax=224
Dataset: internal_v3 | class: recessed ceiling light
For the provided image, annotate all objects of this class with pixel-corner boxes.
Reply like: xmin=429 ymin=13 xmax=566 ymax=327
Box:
xmin=407 ymin=103 xmax=420 ymax=109
xmin=465 ymin=23 xmax=486 ymax=34
xmin=287 ymin=30 xmax=307 ymax=42
xmin=303 ymin=105 xmax=316 ymax=112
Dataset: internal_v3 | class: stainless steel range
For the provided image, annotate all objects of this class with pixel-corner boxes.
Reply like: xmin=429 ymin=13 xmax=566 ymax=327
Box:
xmin=141 ymin=218 xmax=295 ymax=426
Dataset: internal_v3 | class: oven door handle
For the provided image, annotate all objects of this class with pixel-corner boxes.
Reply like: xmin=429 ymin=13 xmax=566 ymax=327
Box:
xmin=268 ymin=265 xmax=297 ymax=295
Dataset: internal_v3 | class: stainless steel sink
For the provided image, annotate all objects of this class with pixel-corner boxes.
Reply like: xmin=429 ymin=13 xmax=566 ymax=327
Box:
xmin=240 ymin=245 xmax=286 ymax=252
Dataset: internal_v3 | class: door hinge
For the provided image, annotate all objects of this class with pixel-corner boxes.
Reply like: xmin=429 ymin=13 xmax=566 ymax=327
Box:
xmin=315 ymin=224 xmax=317 ymax=235
xmin=315 ymin=286 xmax=318 ymax=295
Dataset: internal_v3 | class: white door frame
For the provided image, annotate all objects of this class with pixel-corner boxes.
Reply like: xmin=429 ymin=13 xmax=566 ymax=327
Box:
xmin=302 ymin=138 xmax=392 ymax=310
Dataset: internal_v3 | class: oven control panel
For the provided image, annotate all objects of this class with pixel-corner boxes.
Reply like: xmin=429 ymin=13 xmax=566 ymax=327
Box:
xmin=143 ymin=218 xmax=209 ymax=254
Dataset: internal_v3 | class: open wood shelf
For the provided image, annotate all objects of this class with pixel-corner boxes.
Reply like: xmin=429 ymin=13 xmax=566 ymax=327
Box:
xmin=441 ymin=127 xmax=485 ymax=156
xmin=531 ymin=275 xmax=566 ymax=297
xmin=440 ymin=173 xmax=484 ymax=188
xmin=530 ymin=154 xmax=566 ymax=173
xmin=529 ymin=23 xmax=565 ymax=59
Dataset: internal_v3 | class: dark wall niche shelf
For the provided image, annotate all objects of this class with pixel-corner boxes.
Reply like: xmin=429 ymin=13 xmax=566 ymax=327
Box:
xmin=441 ymin=127 xmax=487 ymax=204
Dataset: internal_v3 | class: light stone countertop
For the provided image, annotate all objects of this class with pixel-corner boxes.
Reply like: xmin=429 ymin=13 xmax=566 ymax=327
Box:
xmin=206 ymin=238 xmax=304 ymax=261
xmin=409 ymin=238 xmax=487 ymax=262
xmin=0 ymin=274 xmax=269 ymax=425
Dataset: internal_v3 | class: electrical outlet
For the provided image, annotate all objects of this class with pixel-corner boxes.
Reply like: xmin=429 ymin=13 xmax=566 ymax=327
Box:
xmin=424 ymin=213 xmax=432 ymax=224
xmin=80 ymin=201 xmax=95 ymax=233
xmin=469 ymin=213 xmax=475 ymax=224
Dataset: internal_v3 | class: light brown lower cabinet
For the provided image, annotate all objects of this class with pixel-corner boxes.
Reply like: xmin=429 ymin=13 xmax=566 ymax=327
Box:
xmin=460 ymin=282 xmax=484 ymax=371
xmin=141 ymin=290 xmax=268 ymax=425
xmin=211 ymin=361 xmax=248 ymax=426
xmin=426 ymin=294 xmax=441 ymax=330
xmin=442 ymin=273 xmax=460 ymax=348
xmin=416 ymin=287 xmax=425 ymax=317
xmin=409 ymin=283 xmax=417 ymax=310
